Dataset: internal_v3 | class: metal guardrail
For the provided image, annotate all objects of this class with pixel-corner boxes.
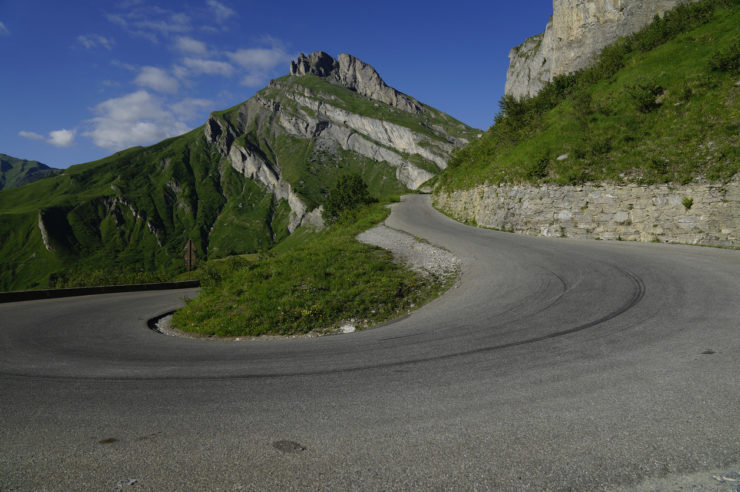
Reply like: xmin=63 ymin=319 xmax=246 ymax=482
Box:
xmin=0 ymin=280 xmax=200 ymax=303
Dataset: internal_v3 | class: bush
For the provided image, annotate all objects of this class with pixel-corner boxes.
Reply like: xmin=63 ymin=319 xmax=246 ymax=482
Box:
xmin=587 ymin=40 xmax=630 ymax=82
xmin=571 ymin=89 xmax=593 ymax=129
xmin=199 ymin=255 xmax=254 ymax=288
xmin=527 ymin=156 xmax=549 ymax=178
xmin=626 ymin=80 xmax=664 ymax=112
xmin=709 ymin=40 xmax=740 ymax=72
xmin=322 ymin=175 xmax=377 ymax=223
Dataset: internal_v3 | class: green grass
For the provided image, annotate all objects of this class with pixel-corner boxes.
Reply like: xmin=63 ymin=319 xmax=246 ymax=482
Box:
xmin=438 ymin=0 xmax=740 ymax=192
xmin=0 ymin=154 xmax=60 ymax=191
xmin=0 ymin=129 xmax=283 ymax=291
xmin=172 ymin=202 xmax=456 ymax=337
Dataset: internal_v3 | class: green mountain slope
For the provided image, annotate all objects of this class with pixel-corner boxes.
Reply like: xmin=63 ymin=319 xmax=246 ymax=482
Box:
xmin=0 ymin=129 xmax=288 ymax=290
xmin=437 ymin=0 xmax=739 ymax=192
xmin=0 ymin=52 xmax=475 ymax=291
xmin=0 ymin=154 xmax=60 ymax=190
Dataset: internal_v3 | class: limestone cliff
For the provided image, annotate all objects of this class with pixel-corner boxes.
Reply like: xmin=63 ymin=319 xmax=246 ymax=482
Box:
xmin=505 ymin=0 xmax=695 ymax=99
xmin=290 ymin=51 xmax=423 ymax=114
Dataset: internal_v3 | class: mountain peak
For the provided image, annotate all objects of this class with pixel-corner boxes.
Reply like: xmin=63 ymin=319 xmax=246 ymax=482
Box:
xmin=289 ymin=51 xmax=423 ymax=114
xmin=289 ymin=51 xmax=338 ymax=78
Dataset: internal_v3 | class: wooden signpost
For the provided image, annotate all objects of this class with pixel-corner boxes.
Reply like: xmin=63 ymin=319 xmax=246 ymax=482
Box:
xmin=184 ymin=239 xmax=196 ymax=280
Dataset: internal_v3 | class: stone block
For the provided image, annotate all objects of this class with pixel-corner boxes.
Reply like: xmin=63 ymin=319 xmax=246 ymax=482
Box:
xmin=614 ymin=211 xmax=630 ymax=224
xmin=557 ymin=210 xmax=573 ymax=221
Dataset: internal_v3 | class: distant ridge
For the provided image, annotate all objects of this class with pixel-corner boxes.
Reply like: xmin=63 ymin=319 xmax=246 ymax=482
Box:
xmin=0 ymin=153 xmax=60 ymax=191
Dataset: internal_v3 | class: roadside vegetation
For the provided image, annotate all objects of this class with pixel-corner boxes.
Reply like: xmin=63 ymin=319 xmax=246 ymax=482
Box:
xmin=173 ymin=179 xmax=452 ymax=337
xmin=438 ymin=0 xmax=739 ymax=192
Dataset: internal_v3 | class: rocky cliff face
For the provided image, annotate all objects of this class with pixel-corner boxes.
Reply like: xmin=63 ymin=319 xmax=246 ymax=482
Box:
xmin=207 ymin=51 xmax=477 ymax=228
xmin=290 ymin=51 xmax=423 ymax=114
xmin=505 ymin=0 xmax=695 ymax=99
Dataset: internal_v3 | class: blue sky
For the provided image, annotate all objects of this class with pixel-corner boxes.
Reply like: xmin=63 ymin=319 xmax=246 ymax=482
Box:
xmin=0 ymin=0 xmax=553 ymax=169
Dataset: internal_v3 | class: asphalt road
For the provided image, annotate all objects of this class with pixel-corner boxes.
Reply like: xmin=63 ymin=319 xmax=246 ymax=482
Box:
xmin=1 ymin=195 xmax=738 ymax=491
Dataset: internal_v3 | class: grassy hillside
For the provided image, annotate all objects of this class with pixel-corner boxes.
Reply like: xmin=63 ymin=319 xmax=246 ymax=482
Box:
xmin=0 ymin=154 xmax=60 ymax=190
xmin=0 ymin=129 xmax=287 ymax=290
xmin=437 ymin=0 xmax=739 ymax=192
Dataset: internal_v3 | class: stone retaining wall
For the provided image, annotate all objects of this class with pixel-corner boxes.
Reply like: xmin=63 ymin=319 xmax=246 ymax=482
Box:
xmin=433 ymin=177 xmax=739 ymax=247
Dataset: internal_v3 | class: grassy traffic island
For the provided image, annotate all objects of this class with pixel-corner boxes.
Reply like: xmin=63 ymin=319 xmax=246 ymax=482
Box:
xmin=171 ymin=199 xmax=457 ymax=338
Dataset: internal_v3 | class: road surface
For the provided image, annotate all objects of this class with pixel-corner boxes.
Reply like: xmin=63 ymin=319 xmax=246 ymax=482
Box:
xmin=1 ymin=195 xmax=738 ymax=490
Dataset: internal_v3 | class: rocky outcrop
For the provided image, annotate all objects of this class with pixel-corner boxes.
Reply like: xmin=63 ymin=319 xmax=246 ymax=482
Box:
xmin=279 ymin=92 xmax=441 ymax=188
xmin=37 ymin=211 xmax=53 ymax=252
xmin=205 ymin=115 xmax=311 ymax=232
xmin=505 ymin=0 xmax=695 ymax=99
xmin=290 ymin=51 xmax=423 ymax=114
xmin=434 ymin=177 xmax=739 ymax=247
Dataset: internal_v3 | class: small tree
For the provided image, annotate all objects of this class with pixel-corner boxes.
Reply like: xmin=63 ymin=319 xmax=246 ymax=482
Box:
xmin=322 ymin=175 xmax=376 ymax=224
xmin=626 ymin=79 xmax=664 ymax=113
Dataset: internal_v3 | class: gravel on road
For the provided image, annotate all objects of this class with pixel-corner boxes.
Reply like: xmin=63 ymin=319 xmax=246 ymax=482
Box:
xmin=357 ymin=223 xmax=460 ymax=279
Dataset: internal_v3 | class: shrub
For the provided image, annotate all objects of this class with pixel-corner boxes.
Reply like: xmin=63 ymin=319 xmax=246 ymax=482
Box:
xmin=626 ymin=80 xmax=664 ymax=112
xmin=590 ymin=136 xmax=612 ymax=155
xmin=527 ymin=156 xmax=549 ymax=179
xmin=322 ymin=175 xmax=377 ymax=223
xmin=579 ymin=39 xmax=632 ymax=86
xmin=709 ymin=40 xmax=740 ymax=72
xmin=571 ymin=89 xmax=593 ymax=129
xmin=649 ymin=157 xmax=670 ymax=180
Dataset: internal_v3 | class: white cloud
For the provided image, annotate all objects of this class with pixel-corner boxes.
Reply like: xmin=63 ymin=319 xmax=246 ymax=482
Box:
xmin=171 ymin=98 xmax=214 ymax=121
xmin=86 ymin=90 xmax=189 ymax=150
xmin=19 ymin=129 xmax=75 ymax=147
xmin=137 ymin=13 xmax=190 ymax=36
xmin=172 ymin=64 xmax=189 ymax=79
xmin=228 ymin=47 xmax=291 ymax=72
xmin=135 ymin=66 xmax=179 ymax=93
xmin=48 ymin=129 xmax=76 ymax=147
xmin=182 ymin=57 xmax=233 ymax=76
xmin=228 ymin=43 xmax=292 ymax=87
xmin=78 ymin=34 xmax=114 ymax=50
xmin=0 ymin=21 xmax=9 ymax=36
xmin=111 ymin=59 xmax=137 ymax=72
xmin=174 ymin=36 xmax=207 ymax=55
xmin=240 ymin=73 xmax=268 ymax=87
xmin=207 ymin=0 xmax=235 ymax=23
xmin=106 ymin=7 xmax=191 ymax=43
xmin=18 ymin=131 xmax=45 ymax=141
